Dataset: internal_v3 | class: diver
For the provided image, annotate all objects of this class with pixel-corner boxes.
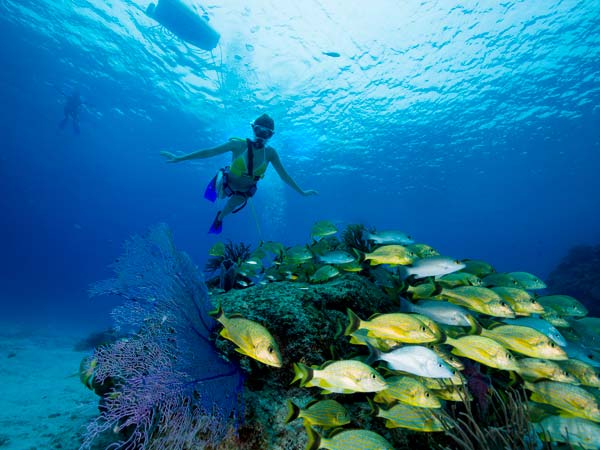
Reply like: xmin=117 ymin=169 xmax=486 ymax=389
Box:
xmin=160 ymin=114 xmax=318 ymax=234
xmin=58 ymin=90 xmax=85 ymax=134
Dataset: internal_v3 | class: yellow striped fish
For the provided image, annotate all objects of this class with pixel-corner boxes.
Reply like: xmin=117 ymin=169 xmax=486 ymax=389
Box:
xmin=373 ymin=376 xmax=441 ymax=408
xmin=285 ymin=399 xmax=350 ymax=428
xmin=445 ymin=335 xmax=519 ymax=371
xmin=305 ymin=426 xmax=394 ymax=450
xmin=524 ymin=380 xmax=600 ymax=422
xmin=481 ymin=325 xmax=567 ymax=360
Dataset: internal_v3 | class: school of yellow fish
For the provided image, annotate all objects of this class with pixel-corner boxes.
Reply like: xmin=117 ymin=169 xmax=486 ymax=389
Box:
xmin=210 ymin=220 xmax=600 ymax=450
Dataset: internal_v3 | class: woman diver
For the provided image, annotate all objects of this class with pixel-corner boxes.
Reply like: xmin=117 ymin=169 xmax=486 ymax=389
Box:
xmin=160 ymin=114 xmax=318 ymax=234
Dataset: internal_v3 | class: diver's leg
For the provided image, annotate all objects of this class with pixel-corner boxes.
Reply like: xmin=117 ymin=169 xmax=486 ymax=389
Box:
xmin=220 ymin=195 xmax=246 ymax=219
xmin=208 ymin=195 xmax=246 ymax=234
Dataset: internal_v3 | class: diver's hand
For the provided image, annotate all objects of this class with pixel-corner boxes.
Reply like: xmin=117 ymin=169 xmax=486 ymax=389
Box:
xmin=160 ymin=151 xmax=182 ymax=163
xmin=302 ymin=189 xmax=319 ymax=196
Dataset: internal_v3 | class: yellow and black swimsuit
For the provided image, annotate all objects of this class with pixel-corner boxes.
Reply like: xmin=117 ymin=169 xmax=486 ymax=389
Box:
xmin=228 ymin=138 xmax=268 ymax=180
xmin=204 ymin=138 xmax=268 ymax=213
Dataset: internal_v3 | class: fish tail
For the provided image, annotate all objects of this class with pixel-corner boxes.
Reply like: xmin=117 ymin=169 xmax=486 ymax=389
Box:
xmin=468 ymin=317 xmax=483 ymax=335
xmin=291 ymin=362 xmax=313 ymax=386
xmin=305 ymin=426 xmax=321 ymax=450
xmin=444 ymin=335 xmax=457 ymax=346
xmin=285 ymin=399 xmax=301 ymax=424
xmin=398 ymin=297 xmax=414 ymax=312
xmin=345 ymin=308 xmax=362 ymax=336
xmin=397 ymin=265 xmax=410 ymax=280
xmin=364 ymin=341 xmax=381 ymax=366
xmin=366 ymin=397 xmax=380 ymax=416
xmin=208 ymin=302 xmax=224 ymax=321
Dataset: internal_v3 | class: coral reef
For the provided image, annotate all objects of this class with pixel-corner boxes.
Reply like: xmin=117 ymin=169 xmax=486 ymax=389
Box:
xmin=83 ymin=223 xmax=600 ymax=450
xmin=205 ymin=240 xmax=253 ymax=291
xmin=547 ymin=244 xmax=600 ymax=316
xmin=341 ymin=223 xmax=373 ymax=253
xmin=82 ymin=224 xmax=243 ymax=450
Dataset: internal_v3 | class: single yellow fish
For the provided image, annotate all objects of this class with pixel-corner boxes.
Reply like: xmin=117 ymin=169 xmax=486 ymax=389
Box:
xmin=285 ymin=399 xmax=350 ymax=428
xmin=445 ymin=335 xmax=519 ymax=371
xmin=374 ymin=376 xmax=441 ymax=408
xmin=292 ymin=360 xmax=387 ymax=394
xmin=491 ymin=286 xmax=545 ymax=316
xmin=481 ymin=325 xmax=567 ymax=360
xmin=346 ymin=309 xmax=441 ymax=344
xmin=363 ymin=245 xmax=416 ymax=266
xmin=210 ymin=304 xmax=282 ymax=367
xmin=306 ymin=426 xmax=394 ymax=450
xmin=524 ymin=380 xmax=600 ymax=422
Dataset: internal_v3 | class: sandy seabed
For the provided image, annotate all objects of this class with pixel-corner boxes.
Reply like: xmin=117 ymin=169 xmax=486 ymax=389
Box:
xmin=0 ymin=322 xmax=101 ymax=450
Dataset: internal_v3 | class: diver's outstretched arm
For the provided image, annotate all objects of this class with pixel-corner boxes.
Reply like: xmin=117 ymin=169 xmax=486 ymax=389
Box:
xmin=268 ymin=149 xmax=318 ymax=196
xmin=161 ymin=141 xmax=235 ymax=163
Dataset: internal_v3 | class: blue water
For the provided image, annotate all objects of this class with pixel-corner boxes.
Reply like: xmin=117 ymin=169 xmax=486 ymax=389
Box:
xmin=1 ymin=0 xmax=599 ymax=329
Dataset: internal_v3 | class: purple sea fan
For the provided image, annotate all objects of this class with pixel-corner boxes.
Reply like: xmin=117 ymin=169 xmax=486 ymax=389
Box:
xmin=82 ymin=224 xmax=243 ymax=450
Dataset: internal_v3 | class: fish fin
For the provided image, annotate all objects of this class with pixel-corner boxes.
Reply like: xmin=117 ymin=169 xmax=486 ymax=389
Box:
xmin=305 ymin=426 xmax=321 ymax=450
xmin=444 ymin=335 xmax=457 ymax=346
xmin=366 ymin=397 xmax=379 ymax=416
xmin=219 ymin=328 xmax=232 ymax=340
xmin=345 ymin=308 xmax=362 ymax=336
xmin=398 ymin=265 xmax=410 ymax=280
xmin=398 ymin=297 xmax=414 ymax=312
xmin=529 ymin=392 xmax=544 ymax=403
xmin=467 ymin=316 xmax=482 ymax=335
xmin=364 ymin=341 xmax=381 ymax=366
xmin=285 ymin=399 xmax=300 ymax=424
xmin=328 ymin=427 xmax=347 ymax=437
xmin=234 ymin=347 xmax=251 ymax=358
xmin=291 ymin=362 xmax=313 ymax=386
xmin=208 ymin=303 xmax=224 ymax=320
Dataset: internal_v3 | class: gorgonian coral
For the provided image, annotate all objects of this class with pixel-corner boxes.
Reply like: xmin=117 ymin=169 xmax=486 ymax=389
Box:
xmin=82 ymin=224 xmax=243 ymax=450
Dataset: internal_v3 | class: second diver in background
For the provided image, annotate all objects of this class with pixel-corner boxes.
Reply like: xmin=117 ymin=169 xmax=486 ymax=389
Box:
xmin=160 ymin=114 xmax=318 ymax=234
xmin=58 ymin=90 xmax=86 ymax=134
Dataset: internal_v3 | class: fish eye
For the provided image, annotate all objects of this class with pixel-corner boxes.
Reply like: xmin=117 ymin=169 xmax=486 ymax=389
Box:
xmin=425 ymin=392 xmax=430 ymax=397
xmin=371 ymin=373 xmax=377 ymax=379
xmin=421 ymin=326 xmax=427 ymax=332
xmin=500 ymin=301 xmax=507 ymax=307
xmin=268 ymin=346 xmax=273 ymax=353
xmin=531 ymin=299 xmax=537 ymax=304
xmin=438 ymin=363 xmax=443 ymax=368
xmin=549 ymin=342 xmax=555 ymax=348
xmin=507 ymin=353 xmax=513 ymax=359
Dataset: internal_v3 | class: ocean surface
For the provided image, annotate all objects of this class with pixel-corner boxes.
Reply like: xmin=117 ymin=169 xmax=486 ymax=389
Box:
xmin=0 ymin=0 xmax=599 ymax=446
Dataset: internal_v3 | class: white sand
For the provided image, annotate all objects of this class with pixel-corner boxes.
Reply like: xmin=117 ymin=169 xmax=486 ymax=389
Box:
xmin=0 ymin=323 xmax=102 ymax=450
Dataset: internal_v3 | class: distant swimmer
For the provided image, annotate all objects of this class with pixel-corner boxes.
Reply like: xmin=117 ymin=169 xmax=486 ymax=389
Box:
xmin=160 ymin=114 xmax=318 ymax=234
xmin=58 ymin=90 xmax=85 ymax=134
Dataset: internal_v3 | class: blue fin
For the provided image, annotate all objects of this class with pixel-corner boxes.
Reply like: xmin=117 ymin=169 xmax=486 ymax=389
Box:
xmin=208 ymin=212 xmax=223 ymax=234
xmin=204 ymin=175 xmax=217 ymax=202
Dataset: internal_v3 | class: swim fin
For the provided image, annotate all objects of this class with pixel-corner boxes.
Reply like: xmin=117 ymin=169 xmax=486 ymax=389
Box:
xmin=208 ymin=211 xmax=223 ymax=234
xmin=204 ymin=174 xmax=218 ymax=202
